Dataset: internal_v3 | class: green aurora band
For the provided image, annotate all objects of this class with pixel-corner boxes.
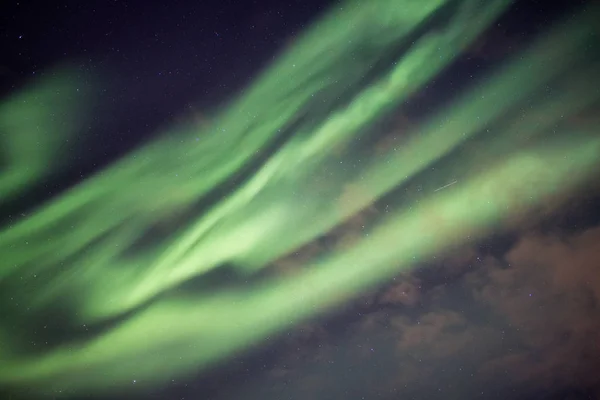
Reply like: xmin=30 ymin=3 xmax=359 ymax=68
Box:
xmin=1 ymin=0 xmax=599 ymax=395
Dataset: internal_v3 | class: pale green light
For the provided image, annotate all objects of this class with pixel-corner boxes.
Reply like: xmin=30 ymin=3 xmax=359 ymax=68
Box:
xmin=0 ymin=0 xmax=598 ymax=396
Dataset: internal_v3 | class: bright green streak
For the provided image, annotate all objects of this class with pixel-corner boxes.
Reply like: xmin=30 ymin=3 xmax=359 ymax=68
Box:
xmin=1 ymin=0 xmax=598 ymax=395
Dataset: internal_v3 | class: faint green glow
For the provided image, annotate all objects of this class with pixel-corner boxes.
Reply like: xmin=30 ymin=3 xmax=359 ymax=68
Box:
xmin=0 ymin=0 xmax=598 ymax=396
xmin=0 ymin=68 xmax=89 ymax=201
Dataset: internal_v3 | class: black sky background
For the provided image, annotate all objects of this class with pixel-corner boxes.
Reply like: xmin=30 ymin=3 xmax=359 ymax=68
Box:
xmin=2 ymin=1 xmax=600 ymax=400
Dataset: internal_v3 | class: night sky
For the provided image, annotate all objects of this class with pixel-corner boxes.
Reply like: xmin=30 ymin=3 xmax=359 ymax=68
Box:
xmin=2 ymin=1 xmax=600 ymax=400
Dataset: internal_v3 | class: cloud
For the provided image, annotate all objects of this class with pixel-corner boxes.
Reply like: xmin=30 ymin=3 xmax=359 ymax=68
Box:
xmin=232 ymin=223 xmax=600 ymax=400
xmin=378 ymin=276 xmax=422 ymax=307
xmin=469 ymin=226 xmax=600 ymax=394
xmin=373 ymin=114 xmax=415 ymax=155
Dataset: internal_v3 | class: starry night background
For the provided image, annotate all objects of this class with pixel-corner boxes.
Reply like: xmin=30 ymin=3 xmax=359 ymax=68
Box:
xmin=2 ymin=0 xmax=600 ymax=400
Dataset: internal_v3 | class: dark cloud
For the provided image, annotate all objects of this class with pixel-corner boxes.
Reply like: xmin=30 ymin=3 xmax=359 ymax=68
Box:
xmin=378 ymin=277 xmax=422 ymax=307
xmin=471 ymin=227 xmax=600 ymax=394
xmin=237 ymin=223 xmax=600 ymax=400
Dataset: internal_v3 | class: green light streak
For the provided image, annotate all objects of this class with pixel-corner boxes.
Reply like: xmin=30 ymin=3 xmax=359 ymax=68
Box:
xmin=0 ymin=0 xmax=598 ymax=395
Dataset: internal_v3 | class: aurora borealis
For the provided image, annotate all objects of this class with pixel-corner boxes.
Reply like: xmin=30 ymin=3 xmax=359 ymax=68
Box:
xmin=1 ymin=0 xmax=599 ymax=398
